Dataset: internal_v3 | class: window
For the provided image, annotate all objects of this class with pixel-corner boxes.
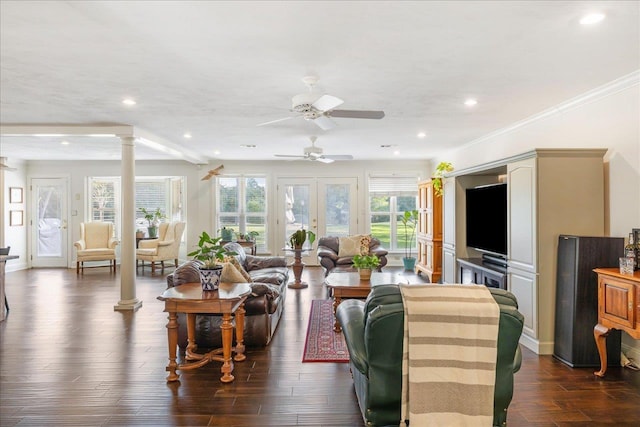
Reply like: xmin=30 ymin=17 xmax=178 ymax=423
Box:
xmin=217 ymin=176 xmax=267 ymax=252
xmin=368 ymin=175 xmax=418 ymax=251
xmin=87 ymin=176 xmax=184 ymax=238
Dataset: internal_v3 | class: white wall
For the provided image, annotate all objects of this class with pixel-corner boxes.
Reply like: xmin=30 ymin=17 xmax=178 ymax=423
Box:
xmin=1 ymin=159 xmax=28 ymax=271
xmin=434 ymin=81 xmax=640 ymax=359
xmin=7 ymin=158 xmax=428 ymax=269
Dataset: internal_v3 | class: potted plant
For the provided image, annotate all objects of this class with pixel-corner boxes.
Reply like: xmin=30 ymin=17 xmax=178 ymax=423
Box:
xmin=187 ymin=231 xmax=237 ymax=291
xmin=245 ymin=231 xmax=259 ymax=242
xmin=352 ymin=254 xmax=380 ymax=280
xmin=288 ymin=228 xmax=316 ymax=250
xmin=432 ymin=161 xmax=454 ymax=197
xmin=220 ymin=226 xmax=235 ymax=241
xmin=401 ymin=209 xmax=419 ymax=270
xmin=139 ymin=207 xmax=166 ymax=238
xmin=135 ymin=229 xmax=145 ymax=239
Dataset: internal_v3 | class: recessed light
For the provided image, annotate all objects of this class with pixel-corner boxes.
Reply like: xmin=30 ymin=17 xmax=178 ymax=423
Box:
xmin=240 ymin=144 xmax=256 ymax=148
xmin=393 ymin=151 xmax=400 ymax=156
xmin=183 ymin=133 xmax=192 ymax=139
xmin=214 ymin=150 xmax=221 ymax=155
xmin=417 ymin=132 xmax=426 ymax=138
xmin=580 ymin=13 xmax=605 ymax=25
xmin=61 ymin=140 xmax=70 ymax=145
xmin=122 ymin=98 xmax=136 ymax=106
xmin=380 ymin=144 xmax=398 ymax=148
xmin=464 ymin=99 xmax=478 ymax=106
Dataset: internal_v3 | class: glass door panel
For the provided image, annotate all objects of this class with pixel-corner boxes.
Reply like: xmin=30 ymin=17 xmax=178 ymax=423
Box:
xmin=31 ymin=178 xmax=69 ymax=267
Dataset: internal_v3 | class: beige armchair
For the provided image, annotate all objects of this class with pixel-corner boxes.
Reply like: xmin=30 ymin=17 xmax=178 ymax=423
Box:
xmin=136 ymin=221 xmax=186 ymax=273
xmin=74 ymin=222 xmax=118 ymax=274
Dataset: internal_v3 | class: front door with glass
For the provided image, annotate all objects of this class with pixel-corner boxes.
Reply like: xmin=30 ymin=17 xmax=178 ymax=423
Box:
xmin=30 ymin=177 xmax=69 ymax=267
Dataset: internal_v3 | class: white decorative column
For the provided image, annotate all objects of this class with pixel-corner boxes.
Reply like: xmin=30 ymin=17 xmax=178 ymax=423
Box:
xmin=114 ymin=136 xmax=142 ymax=311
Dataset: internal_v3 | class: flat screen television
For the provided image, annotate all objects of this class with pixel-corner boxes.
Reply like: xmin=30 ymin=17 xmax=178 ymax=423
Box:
xmin=465 ymin=183 xmax=507 ymax=256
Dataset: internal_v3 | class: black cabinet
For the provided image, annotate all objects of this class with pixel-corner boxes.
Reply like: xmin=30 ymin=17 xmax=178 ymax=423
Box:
xmin=457 ymin=258 xmax=507 ymax=289
xmin=553 ymin=235 xmax=624 ymax=367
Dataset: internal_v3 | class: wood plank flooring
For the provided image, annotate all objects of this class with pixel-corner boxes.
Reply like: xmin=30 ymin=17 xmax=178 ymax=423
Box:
xmin=1 ymin=265 xmax=639 ymax=426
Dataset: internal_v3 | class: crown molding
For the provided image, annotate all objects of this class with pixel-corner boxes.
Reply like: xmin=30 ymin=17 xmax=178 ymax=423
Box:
xmin=455 ymin=70 xmax=640 ymax=152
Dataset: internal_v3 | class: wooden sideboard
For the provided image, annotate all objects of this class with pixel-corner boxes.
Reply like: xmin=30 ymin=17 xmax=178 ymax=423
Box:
xmin=593 ymin=267 xmax=640 ymax=377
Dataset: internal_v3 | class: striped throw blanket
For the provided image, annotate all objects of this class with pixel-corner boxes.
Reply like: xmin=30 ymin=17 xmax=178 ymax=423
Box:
xmin=399 ymin=284 xmax=500 ymax=427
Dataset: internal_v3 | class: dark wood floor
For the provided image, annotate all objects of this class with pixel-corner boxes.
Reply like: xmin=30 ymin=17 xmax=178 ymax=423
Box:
xmin=1 ymin=265 xmax=639 ymax=426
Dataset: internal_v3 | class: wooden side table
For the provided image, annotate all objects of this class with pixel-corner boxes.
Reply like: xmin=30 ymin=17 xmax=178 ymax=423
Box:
xmin=284 ymin=248 xmax=309 ymax=289
xmin=157 ymin=282 xmax=251 ymax=383
xmin=593 ymin=268 xmax=640 ymax=377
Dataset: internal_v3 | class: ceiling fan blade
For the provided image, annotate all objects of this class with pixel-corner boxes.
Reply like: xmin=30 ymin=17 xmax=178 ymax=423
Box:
xmin=257 ymin=116 xmax=296 ymax=127
xmin=323 ymin=154 xmax=354 ymax=161
xmin=274 ymin=154 xmax=307 ymax=159
xmin=312 ymin=94 xmax=344 ymax=112
xmin=313 ymin=115 xmax=336 ymax=130
xmin=315 ymin=157 xmax=334 ymax=164
xmin=328 ymin=109 xmax=385 ymax=119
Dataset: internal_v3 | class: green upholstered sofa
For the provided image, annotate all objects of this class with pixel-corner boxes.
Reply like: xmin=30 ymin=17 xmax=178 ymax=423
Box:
xmin=336 ymin=285 xmax=524 ymax=427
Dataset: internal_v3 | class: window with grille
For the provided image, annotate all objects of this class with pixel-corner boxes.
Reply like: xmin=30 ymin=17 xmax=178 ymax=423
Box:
xmin=217 ymin=176 xmax=267 ymax=252
xmin=368 ymin=175 xmax=418 ymax=252
xmin=87 ymin=176 xmax=184 ymax=238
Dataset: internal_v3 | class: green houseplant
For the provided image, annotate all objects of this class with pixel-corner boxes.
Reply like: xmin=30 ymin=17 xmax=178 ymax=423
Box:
xmin=139 ymin=207 xmax=166 ymax=238
xmin=401 ymin=209 xmax=419 ymax=271
xmin=187 ymin=231 xmax=236 ymax=290
xmin=288 ymin=228 xmax=316 ymax=250
xmin=353 ymin=254 xmax=380 ymax=280
xmin=432 ymin=161 xmax=454 ymax=197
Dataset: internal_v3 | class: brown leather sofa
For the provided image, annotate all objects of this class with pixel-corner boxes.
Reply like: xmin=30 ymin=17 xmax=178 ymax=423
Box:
xmin=317 ymin=236 xmax=388 ymax=276
xmin=166 ymin=242 xmax=289 ymax=347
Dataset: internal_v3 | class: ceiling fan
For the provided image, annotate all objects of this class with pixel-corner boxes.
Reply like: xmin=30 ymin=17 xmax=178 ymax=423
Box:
xmin=201 ymin=164 xmax=224 ymax=181
xmin=0 ymin=158 xmax=17 ymax=172
xmin=257 ymin=76 xmax=385 ymax=131
xmin=274 ymin=136 xmax=353 ymax=163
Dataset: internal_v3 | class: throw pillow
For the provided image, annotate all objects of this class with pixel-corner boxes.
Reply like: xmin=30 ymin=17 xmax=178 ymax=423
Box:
xmin=224 ymin=256 xmax=253 ymax=282
xmin=360 ymin=234 xmax=372 ymax=255
xmin=221 ymin=262 xmax=248 ymax=283
xmin=338 ymin=234 xmax=369 ymax=257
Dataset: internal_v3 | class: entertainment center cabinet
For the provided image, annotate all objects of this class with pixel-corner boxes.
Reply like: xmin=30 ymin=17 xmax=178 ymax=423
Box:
xmin=457 ymin=257 xmax=506 ymax=289
xmin=442 ymin=149 xmax=607 ymax=354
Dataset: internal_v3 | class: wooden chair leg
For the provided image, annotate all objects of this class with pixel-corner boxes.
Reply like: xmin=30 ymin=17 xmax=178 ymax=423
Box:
xmin=77 ymin=261 xmax=80 ymax=275
xmin=151 ymin=262 xmax=155 ymax=273
xmin=174 ymin=259 xmax=178 ymax=268
xmin=161 ymin=261 xmax=165 ymax=272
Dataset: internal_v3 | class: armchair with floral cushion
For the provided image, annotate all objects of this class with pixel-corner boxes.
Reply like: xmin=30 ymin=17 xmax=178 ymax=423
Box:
xmin=317 ymin=235 xmax=388 ymax=276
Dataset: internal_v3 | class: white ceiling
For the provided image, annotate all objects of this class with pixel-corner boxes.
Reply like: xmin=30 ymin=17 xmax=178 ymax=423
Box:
xmin=1 ymin=1 xmax=638 ymax=163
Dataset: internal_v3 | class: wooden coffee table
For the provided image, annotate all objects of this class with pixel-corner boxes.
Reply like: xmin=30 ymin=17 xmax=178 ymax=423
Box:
xmin=158 ymin=282 xmax=252 ymax=383
xmin=325 ymin=271 xmax=429 ymax=331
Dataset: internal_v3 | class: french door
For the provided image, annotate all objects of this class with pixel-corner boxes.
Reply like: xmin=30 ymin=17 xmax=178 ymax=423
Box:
xmin=30 ymin=177 xmax=69 ymax=267
xmin=277 ymin=177 xmax=358 ymax=263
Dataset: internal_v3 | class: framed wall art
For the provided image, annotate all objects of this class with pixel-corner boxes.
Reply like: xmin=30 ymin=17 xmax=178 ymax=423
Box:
xmin=9 ymin=187 xmax=23 ymax=204
xmin=10 ymin=210 xmax=23 ymax=226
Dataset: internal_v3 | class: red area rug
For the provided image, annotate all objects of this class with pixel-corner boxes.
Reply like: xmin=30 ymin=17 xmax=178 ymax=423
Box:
xmin=302 ymin=299 xmax=349 ymax=363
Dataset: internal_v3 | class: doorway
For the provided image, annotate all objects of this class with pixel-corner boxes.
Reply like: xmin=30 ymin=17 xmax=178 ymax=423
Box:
xmin=30 ymin=177 xmax=69 ymax=267
xmin=277 ymin=177 xmax=358 ymax=263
